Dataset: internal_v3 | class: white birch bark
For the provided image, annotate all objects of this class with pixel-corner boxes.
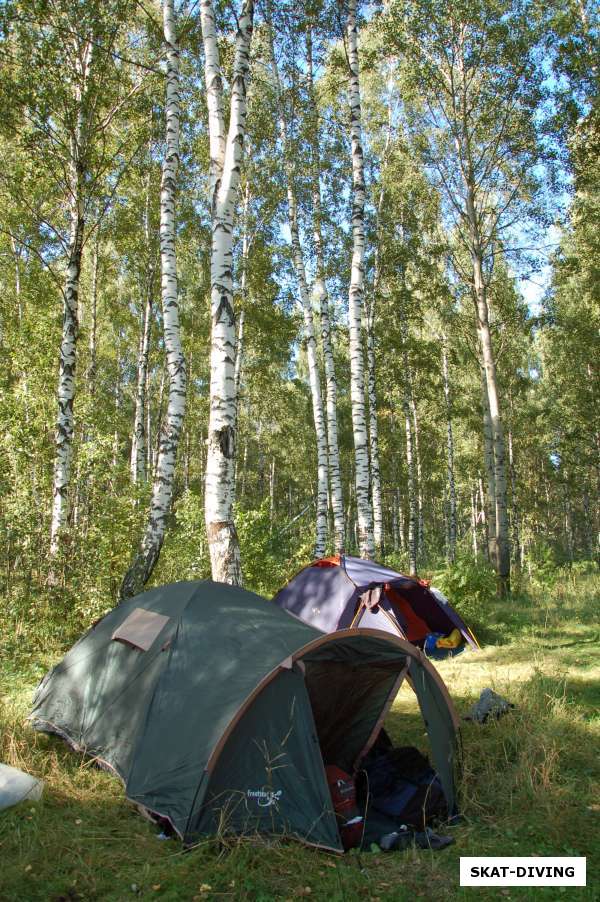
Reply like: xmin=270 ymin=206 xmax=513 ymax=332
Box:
xmin=403 ymin=388 xmax=417 ymax=576
xmin=466 ymin=169 xmax=510 ymax=588
xmin=120 ymin=0 xmax=186 ymax=599
xmin=201 ymin=0 xmax=254 ymax=585
xmin=367 ymin=314 xmax=383 ymax=553
xmin=130 ymin=167 xmax=157 ymax=484
xmin=508 ymin=425 xmax=521 ymax=568
xmin=49 ymin=163 xmax=84 ymax=556
xmin=307 ymin=26 xmax=345 ymax=554
xmin=410 ymin=397 xmax=424 ymax=562
xmin=365 ymin=85 xmax=393 ymax=556
xmin=87 ymin=232 xmax=99 ymax=397
xmin=346 ymin=0 xmax=374 ymax=558
xmin=270 ymin=31 xmax=328 ymax=558
xmin=49 ymin=41 xmax=93 ymax=559
xmin=230 ymin=175 xmax=249 ymax=509
xmin=441 ymin=336 xmax=456 ymax=562
xmin=130 ymin=290 xmax=152 ymax=483
xmin=471 ymin=486 xmax=478 ymax=556
xmin=481 ymin=369 xmax=497 ymax=566
xmin=398 ymin=295 xmax=417 ymax=574
xmin=269 ymin=457 xmax=275 ymax=529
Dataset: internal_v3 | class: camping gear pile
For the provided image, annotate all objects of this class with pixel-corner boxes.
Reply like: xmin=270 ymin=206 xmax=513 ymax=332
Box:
xmin=273 ymin=555 xmax=478 ymax=657
xmin=465 ymin=688 xmax=515 ymax=724
xmin=30 ymin=579 xmax=460 ymax=853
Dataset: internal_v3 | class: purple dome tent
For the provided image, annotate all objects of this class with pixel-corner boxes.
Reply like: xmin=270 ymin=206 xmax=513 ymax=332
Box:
xmin=273 ymin=555 xmax=478 ymax=652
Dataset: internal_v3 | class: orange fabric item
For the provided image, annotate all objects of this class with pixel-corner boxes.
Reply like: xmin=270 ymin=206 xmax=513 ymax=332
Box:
xmin=385 ymin=586 xmax=430 ymax=642
xmin=312 ymin=555 xmax=341 ymax=568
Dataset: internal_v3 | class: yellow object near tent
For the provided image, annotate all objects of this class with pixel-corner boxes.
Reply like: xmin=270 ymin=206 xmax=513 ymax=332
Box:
xmin=436 ymin=629 xmax=462 ymax=649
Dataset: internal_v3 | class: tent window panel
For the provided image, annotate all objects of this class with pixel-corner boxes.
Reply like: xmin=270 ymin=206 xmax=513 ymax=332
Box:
xmin=112 ymin=608 xmax=170 ymax=652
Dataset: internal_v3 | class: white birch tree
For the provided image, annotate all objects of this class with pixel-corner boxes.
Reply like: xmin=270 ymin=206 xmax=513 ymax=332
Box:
xmin=345 ymin=0 xmax=374 ymax=558
xmin=48 ymin=39 xmax=93 ymax=559
xmin=120 ymin=0 xmax=186 ymax=599
xmin=201 ymin=0 xmax=254 ymax=584
xmin=307 ymin=25 xmax=345 ymax=553
xmin=386 ymin=0 xmax=545 ymax=591
xmin=130 ymin=291 xmax=153 ymax=484
xmin=441 ymin=334 xmax=457 ymax=562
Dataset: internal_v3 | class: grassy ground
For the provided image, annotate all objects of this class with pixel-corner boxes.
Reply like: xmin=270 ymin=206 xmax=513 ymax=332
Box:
xmin=0 ymin=573 xmax=598 ymax=901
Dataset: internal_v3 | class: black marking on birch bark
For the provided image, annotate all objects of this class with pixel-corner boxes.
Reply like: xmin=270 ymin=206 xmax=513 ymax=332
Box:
xmin=214 ymin=295 xmax=235 ymax=326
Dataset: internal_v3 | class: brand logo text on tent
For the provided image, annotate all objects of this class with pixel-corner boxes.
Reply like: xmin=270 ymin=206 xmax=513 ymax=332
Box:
xmin=247 ymin=789 xmax=283 ymax=807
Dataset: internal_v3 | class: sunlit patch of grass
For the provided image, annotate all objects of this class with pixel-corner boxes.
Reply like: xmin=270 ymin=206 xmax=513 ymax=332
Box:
xmin=0 ymin=573 xmax=598 ymax=900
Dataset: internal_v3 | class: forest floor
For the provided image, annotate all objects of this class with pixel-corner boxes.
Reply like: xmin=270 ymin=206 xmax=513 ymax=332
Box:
xmin=0 ymin=572 xmax=598 ymax=901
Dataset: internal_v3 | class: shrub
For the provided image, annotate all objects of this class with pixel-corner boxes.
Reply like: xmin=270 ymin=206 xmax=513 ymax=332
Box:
xmin=432 ymin=555 xmax=497 ymax=630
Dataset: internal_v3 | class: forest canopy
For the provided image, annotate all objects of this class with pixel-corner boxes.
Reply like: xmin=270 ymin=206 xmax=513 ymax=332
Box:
xmin=0 ymin=0 xmax=597 ymax=624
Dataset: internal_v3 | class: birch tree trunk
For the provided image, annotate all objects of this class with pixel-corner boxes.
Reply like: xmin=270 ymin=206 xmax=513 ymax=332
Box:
xmin=367 ymin=316 xmax=383 ymax=554
xmin=230 ymin=179 xmax=249 ymax=509
xmin=507 ymin=426 xmax=521 ymax=570
xmin=403 ymin=388 xmax=417 ymax=576
xmin=471 ymin=487 xmax=478 ymax=556
xmin=202 ymin=0 xmax=254 ymax=585
xmin=130 ymin=290 xmax=152 ymax=483
xmin=130 ymin=166 xmax=157 ymax=484
xmin=441 ymin=336 xmax=456 ymax=562
xmin=49 ymin=40 xmax=93 ymax=559
xmin=307 ymin=27 xmax=345 ymax=553
xmin=87 ymin=232 xmax=99 ymax=397
xmin=481 ymin=365 xmax=497 ymax=566
xmin=474 ymin=259 xmax=510 ymax=592
xmin=398 ymin=287 xmax=417 ymax=573
xmin=270 ymin=33 xmax=328 ymax=558
xmin=346 ymin=0 xmax=374 ymax=558
xmin=411 ymin=397 xmax=424 ymax=562
xmin=49 ymin=153 xmax=86 ymax=558
xmin=120 ymin=0 xmax=186 ymax=599
xmin=365 ymin=83 xmax=392 ymax=557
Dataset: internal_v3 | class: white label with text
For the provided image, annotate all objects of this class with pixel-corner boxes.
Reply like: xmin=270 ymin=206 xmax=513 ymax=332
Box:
xmin=460 ymin=857 xmax=586 ymax=887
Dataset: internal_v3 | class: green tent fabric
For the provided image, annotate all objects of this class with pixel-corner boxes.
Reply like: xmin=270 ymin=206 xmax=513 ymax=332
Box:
xmin=30 ymin=580 xmax=459 ymax=851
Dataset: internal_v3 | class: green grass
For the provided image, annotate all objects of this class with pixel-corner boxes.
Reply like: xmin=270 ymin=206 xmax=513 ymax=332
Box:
xmin=1 ymin=573 xmax=598 ymax=901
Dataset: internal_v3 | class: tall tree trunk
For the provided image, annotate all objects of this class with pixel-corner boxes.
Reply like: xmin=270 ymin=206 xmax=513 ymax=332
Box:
xmin=397 ymin=488 xmax=405 ymax=552
xmin=270 ymin=34 xmax=328 ymax=558
xmin=49 ymin=175 xmax=85 ymax=557
xmin=201 ymin=0 xmax=254 ymax=585
xmin=441 ymin=336 xmax=456 ymax=562
xmin=49 ymin=39 xmax=93 ymax=560
xmin=87 ymin=232 xmax=99 ymax=397
xmin=481 ymin=368 xmax=497 ymax=566
xmin=346 ymin=0 xmax=374 ymax=558
xmin=507 ymin=425 xmax=521 ymax=570
xmin=130 ymin=290 xmax=153 ymax=484
xmin=410 ymin=398 xmax=424 ymax=562
xmin=307 ymin=26 xmax=345 ymax=553
xmin=366 ymin=318 xmax=383 ymax=554
xmin=130 ymin=165 xmax=157 ymax=484
xmin=471 ymin=486 xmax=478 ymax=556
xmin=269 ymin=457 xmax=276 ymax=529
xmin=230 ymin=179 xmax=249 ymax=510
xmin=403 ymin=390 xmax=417 ymax=575
xmin=365 ymin=82 xmax=392 ymax=557
xmin=399 ymin=289 xmax=417 ymax=573
xmin=471 ymin=244 xmax=510 ymax=592
xmin=120 ymin=0 xmax=186 ymax=599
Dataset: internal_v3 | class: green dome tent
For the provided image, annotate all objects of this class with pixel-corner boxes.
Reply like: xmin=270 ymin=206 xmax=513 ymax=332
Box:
xmin=31 ymin=581 xmax=459 ymax=852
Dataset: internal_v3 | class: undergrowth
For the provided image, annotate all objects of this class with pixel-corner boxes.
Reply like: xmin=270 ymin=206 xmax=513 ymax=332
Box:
xmin=0 ymin=573 xmax=598 ymax=900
